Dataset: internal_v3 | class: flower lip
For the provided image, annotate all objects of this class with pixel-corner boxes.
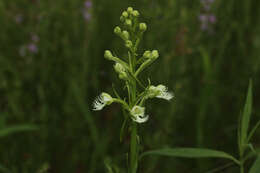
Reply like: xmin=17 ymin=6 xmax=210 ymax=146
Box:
xmin=148 ymin=84 xmax=174 ymax=101
xmin=93 ymin=92 xmax=113 ymax=111
xmin=130 ymin=106 xmax=149 ymax=123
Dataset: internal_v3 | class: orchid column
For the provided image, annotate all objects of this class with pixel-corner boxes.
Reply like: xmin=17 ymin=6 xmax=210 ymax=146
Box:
xmin=92 ymin=7 xmax=173 ymax=173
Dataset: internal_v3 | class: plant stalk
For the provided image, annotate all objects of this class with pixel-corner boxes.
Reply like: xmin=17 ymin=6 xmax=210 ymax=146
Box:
xmin=130 ymin=122 xmax=138 ymax=173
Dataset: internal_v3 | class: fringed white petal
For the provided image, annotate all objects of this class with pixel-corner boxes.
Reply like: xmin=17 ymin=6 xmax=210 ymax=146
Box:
xmin=133 ymin=114 xmax=149 ymax=123
xmin=130 ymin=106 xmax=149 ymax=123
xmin=92 ymin=93 xmax=113 ymax=111
xmin=156 ymin=91 xmax=174 ymax=100
xmin=92 ymin=95 xmax=106 ymax=111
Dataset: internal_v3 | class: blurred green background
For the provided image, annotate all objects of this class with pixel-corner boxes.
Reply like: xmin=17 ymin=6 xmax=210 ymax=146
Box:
xmin=0 ymin=0 xmax=260 ymax=172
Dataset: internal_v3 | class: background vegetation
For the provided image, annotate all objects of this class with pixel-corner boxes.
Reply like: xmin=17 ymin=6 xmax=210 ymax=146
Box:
xmin=0 ymin=0 xmax=259 ymax=172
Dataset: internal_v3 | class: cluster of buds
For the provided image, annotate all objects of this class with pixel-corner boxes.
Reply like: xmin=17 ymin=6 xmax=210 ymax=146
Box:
xmin=114 ymin=7 xmax=147 ymax=51
xmin=93 ymin=7 xmax=173 ymax=124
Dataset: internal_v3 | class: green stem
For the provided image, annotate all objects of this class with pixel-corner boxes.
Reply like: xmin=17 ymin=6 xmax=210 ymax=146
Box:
xmin=130 ymin=122 xmax=138 ymax=173
xmin=240 ymin=163 xmax=244 ymax=173
xmin=240 ymin=150 xmax=244 ymax=173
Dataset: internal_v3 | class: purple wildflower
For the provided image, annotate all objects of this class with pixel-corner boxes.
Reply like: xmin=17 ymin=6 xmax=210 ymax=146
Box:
xmin=31 ymin=34 xmax=39 ymax=42
xmin=209 ymin=14 xmax=216 ymax=23
xmin=200 ymin=23 xmax=209 ymax=31
xmin=199 ymin=14 xmax=208 ymax=22
xmin=84 ymin=1 xmax=92 ymax=8
xmin=83 ymin=11 xmax=91 ymax=21
xmin=15 ymin=14 xmax=23 ymax=24
xmin=207 ymin=0 xmax=215 ymax=3
xmin=28 ymin=43 xmax=38 ymax=53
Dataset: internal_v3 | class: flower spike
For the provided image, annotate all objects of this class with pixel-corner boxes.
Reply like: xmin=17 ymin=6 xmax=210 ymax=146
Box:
xmin=93 ymin=92 xmax=113 ymax=111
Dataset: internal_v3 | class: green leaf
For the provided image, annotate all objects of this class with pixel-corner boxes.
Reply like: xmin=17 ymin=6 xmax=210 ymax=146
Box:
xmin=140 ymin=148 xmax=240 ymax=165
xmin=0 ymin=124 xmax=38 ymax=138
xmin=247 ymin=120 xmax=260 ymax=142
xmin=249 ymin=155 xmax=260 ymax=173
xmin=241 ymin=79 xmax=253 ymax=146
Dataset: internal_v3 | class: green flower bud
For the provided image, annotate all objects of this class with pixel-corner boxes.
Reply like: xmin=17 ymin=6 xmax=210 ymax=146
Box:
xmin=125 ymin=40 xmax=133 ymax=48
xmin=114 ymin=26 xmax=121 ymax=35
xmin=114 ymin=63 xmax=128 ymax=80
xmin=139 ymin=23 xmax=147 ymax=32
xmin=143 ymin=50 xmax=151 ymax=59
xmin=122 ymin=31 xmax=129 ymax=40
xmin=114 ymin=63 xmax=124 ymax=73
xmin=125 ymin=19 xmax=132 ymax=26
xmin=104 ymin=50 xmax=113 ymax=60
xmin=132 ymin=10 xmax=140 ymax=17
xmin=127 ymin=7 xmax=133 ymax=13
xmin=122 ymin=11 xmax=128 ymax=18
xmin=120 ymin=16 xmax=125 ymax=22
xmin=151 ymin=50 xmax=159 ymax=59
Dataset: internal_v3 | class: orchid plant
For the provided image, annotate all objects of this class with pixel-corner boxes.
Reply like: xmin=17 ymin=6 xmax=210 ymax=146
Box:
xmin=92 ymin=7 xmax=173 ymax=173
xmin=93 ymin=7 xmax=260 ymax=173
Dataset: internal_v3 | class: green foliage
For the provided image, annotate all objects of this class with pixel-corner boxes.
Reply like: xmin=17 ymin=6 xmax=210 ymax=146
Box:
xmin=0 ymin=125 xmax=38 ymax=138
xmin=249 ymin=155 xmax=260 ymax=173
xmin=240 ymin=80 xmax=253 ymax=149
xmin=141 ymin=148 xmax=239 ymax=164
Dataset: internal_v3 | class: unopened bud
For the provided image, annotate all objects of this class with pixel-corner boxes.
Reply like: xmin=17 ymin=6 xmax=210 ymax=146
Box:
xmin=122 ymin=11 xmax=128 ymax=18
xmin=132 ymin=10 xmax=140 ymax=17
xmin=143 ymin=50 xmax=151 ymax=59
xmin=127 ymin=7 xmax=133 ymax=13
xmin=120 ymin=16 xmax=125 ymax=22
xmin=125 ymin=40 xmax=133 ymax=48
xmin=139 ymin=23 xmax=147 ymax=32
xmin=114 ymin=63 xmax=125 ymax=73
xmin=114 ymin=26 xmax=121 ymax=35
xmin=104 ymin=50 xmax=113 ymax=60
xmin=122 ymin=31 xmax=129 ymax=40
xmin=114 ymin=63 xmax=128 ymax=80
xmin=151 ymin=50 xmax=159 ymax=59
xmin=125 ymin=19 xmax=132 ymax=26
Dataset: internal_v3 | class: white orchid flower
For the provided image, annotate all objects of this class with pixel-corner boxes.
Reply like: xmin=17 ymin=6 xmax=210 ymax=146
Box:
xmin=130 ymin=106 xmax=149 ymax=123
xmin=148 ymin=84 xmax=174 ymax=101
xmin=93 ymin=92 xmax=113 ymax=111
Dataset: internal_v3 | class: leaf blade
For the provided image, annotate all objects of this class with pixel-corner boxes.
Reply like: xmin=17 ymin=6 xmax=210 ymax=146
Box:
xmin=141 ymin=148 xmax=240 ymax=165
xmin=241 ymin=79 xmax=253 ymax=146
xmin=0 ymin=124 xmax=38 ymax=138
xmin=249 ymin=155 xmax=260 ymax=173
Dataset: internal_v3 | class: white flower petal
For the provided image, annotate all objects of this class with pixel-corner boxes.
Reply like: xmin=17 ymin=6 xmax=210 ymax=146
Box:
xmin=92 ymin=95 xmax=106 ymax=111
xmin=130 ymin=106 xmax=148 ymax=123
xmin=151 ymin=84 xmax=174 ymax=101
xmin=92 ymin=93 xmax=113 ymax=111
xmin=157 ymin=91 xmax=174 ymax=100
xmin=133 ymin=114 xmax=149 ymax=123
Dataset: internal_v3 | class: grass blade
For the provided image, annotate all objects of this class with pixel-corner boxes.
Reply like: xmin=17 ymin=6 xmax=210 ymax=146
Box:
xmin=249 ymin=155 xmax=260 ymax=173
xmin=240 ymin=79 xmax=253 ymax=146
xmin=140 ymin=148 xmax=240 ymax=165
xmin=247 ymin=120 xmax=260 ymax=142
xmin=0 ymin=124 xmax=38 ymax=138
